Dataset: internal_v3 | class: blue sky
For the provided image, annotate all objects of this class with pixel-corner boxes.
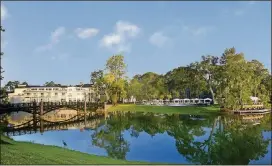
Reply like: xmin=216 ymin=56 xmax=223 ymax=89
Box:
xmin=1 ymin=1 xmax=271 ymax=85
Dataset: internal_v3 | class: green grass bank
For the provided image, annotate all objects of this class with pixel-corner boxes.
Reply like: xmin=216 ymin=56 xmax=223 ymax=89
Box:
xmin=0 ymin=135 xmax=146 ymax=165
xmin=108 ymin=104 xmax=221 ymax=115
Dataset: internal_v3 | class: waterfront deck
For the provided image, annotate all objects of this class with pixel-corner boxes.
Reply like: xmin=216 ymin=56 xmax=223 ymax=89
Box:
xmin=233 ymin=109 xmax=271 ymax=115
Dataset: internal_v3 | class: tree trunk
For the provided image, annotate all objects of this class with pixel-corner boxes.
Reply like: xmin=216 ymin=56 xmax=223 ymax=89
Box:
xmin=209 ymin=85 xmax=216 ymax=104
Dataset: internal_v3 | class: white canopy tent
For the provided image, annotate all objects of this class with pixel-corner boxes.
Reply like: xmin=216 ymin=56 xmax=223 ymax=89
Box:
xmin=204 ymin=98 xmax=212 ymax=104
xmin=250 ymin=96 xmax=260 ymax=104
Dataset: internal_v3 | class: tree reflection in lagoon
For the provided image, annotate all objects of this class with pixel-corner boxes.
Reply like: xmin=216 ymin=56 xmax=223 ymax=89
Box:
xmin=9 ymin=112 xmax=271 ymax=164
xmin=91 ymin=112 xmax=271 ymax=164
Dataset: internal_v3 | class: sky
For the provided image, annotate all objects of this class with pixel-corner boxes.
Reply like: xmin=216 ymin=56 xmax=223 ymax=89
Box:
xmin=1 ymin=1 xmax=271 ymax=86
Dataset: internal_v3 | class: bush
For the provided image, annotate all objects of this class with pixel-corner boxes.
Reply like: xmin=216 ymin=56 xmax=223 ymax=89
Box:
xmin=100 ymin=95 xmax=107 ymax=103
xmin=111 ymin=94 xmax=118 ymax=106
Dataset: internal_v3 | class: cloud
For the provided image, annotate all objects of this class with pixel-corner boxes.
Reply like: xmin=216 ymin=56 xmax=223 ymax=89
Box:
xmin=75 ymin=28 xmax=99 ymax=39
xmin=1 ymin=4 xmax=9 ymax=21
xmin=149 ymin=31 xmax=170 ymax=47
xmin=115 ymin=21 xmax=140 ymax=37
xmin=35 ymin=27 xmax=66 ymax=52
xmin=50 ymin=27 xmax=65 ymax=44
xmin=100 ymin=20 xmax=140 ymax=53
xmin=182 ymin=25 xmax=214 ymax=37
xmin=101 ymin=33 xmax=122 ymax=47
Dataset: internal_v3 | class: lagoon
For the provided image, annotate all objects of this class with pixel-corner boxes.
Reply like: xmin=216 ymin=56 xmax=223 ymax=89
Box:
xmin=6 ymin=112 xmax=272 ymax=165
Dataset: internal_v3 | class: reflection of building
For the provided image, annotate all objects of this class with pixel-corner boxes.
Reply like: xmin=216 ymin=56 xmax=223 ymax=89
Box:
xmin=8 ymin=84 xmax=95 ymax=103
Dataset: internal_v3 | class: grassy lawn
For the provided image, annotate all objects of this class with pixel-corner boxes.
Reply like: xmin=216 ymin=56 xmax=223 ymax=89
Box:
xmin=108 ymin=104 xmax=221 ymax=115
xmin=0 ymin=135 xmax=146 ymax=165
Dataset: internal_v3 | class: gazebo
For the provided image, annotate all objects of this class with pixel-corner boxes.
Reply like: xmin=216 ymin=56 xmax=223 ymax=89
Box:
xmin=184 ymin=98 xmax=190 ymax=104
xmin=250 ymin=96 xmax=260 ymax=104
xmin=204 ymin=98 xmax=212 ymax=104
xmin=194 ymin=98 xmax=200 ymax=104
xmin=172 ymin=99 xmax=181 ymax=104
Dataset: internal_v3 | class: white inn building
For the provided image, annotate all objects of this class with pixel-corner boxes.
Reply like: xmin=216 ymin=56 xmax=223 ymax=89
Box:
xmin=8 ymin=84 xmax=96 ymax=103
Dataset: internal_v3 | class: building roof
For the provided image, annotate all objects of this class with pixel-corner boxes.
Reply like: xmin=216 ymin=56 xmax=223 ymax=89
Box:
xmin=16 ymin=84 xmax=93 ymax=88
xmin=17 ymin=85 xmax=68 ymax=88
xmin=75 ymin=84 xmax=93 ymax=87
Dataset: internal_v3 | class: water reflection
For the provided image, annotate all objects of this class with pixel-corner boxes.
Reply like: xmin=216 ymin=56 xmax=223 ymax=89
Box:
xmin=3 ymin=112 xmax=271 ymax=164
xmin=2 ymin=112 xmax=104 ymax=136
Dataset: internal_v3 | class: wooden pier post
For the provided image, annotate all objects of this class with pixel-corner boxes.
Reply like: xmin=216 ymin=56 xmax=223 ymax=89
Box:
xmin=40 ymin=118 xmax=44 ymax=135
xmin=32 ymin=100 xmax=37 ymax=131
xmin=84 ymin=100 xmax=87 ymax=115
xmin=40 ymin=99 xmax=43 ymax=117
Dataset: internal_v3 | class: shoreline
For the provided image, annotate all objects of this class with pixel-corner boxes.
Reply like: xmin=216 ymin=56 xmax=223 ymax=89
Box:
xmin=0 ymin=135 xmax=148 ymax=165
xmin=107 ymin=104 xmax=222 ymax=115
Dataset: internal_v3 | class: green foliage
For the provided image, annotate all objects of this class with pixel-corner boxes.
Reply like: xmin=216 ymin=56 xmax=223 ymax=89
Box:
xmin=102 ymin=54 xmax=128 ymax=103
xmin=105 ymin=54 xmax=127 ymax=81
xmin=90 ymin=70 xmax=106 ymax=101
xmin=111 ymin=93 xmax=118 ymax=105
xmin=4 ymin=81 xmax=21 ymax=91
xmin=0 ymin=88 xmax=9 ymax=103
xmin=0 ymin=26 xmax=5 ymax=81
xmin=44 ymin=81 xmax=59 ymax=87
xmin=93 ymin=47 xmax=270 ymax=110
xmin=100 ymin=95 xmax=107 ymax=103
xmin=214 ymin=48 xmax=271 ymax=110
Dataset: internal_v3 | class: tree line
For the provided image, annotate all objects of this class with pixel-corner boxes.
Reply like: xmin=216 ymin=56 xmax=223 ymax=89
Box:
xmin=1 ymin=47 xmax=270 ymax=110
xmin=91 ymin=47 xmax=271 ymax=110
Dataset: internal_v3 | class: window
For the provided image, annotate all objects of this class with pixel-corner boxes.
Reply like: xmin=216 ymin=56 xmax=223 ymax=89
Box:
xmin=62 ymin=93 xmax=65 ymax=96
xmin=55 ymin=93 xmax=58 ymax=96
xmin=31 ymin=88 xmax=37 ymax=91
xmin=27 ymin=93 xmax=31 ymax=95
xmin=39 ymin=88 xmax=44 ymax=91
xmin=41 ymin=93 xmax=44 ymax=96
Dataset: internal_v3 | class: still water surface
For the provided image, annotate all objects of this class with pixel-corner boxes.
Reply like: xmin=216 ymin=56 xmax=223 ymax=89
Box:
xmin=8 ymin=112 xmax=272 ymax=164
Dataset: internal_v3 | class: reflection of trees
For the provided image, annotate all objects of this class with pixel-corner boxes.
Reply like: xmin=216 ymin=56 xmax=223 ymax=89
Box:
xmin=91 ymin=113 xmax=130 ymax=160
xmin=166 ymin=115 xmax=214 ymax=164
xmin=91 ymin=112 xmax=270 ymax=164
xmin=174 ymin=116 xmax=270 ymax=165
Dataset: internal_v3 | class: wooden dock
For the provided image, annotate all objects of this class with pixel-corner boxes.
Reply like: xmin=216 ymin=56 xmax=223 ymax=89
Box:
xmin=233 ymin=109 xmax=271 ymax=115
